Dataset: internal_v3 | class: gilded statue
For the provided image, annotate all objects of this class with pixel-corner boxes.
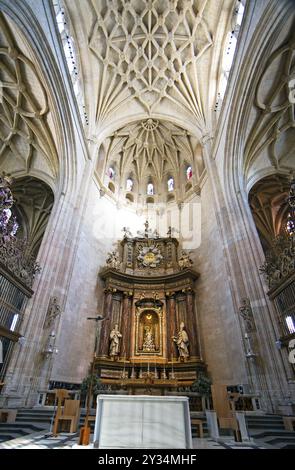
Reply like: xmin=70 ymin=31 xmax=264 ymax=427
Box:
xmin=109 ymin=324 xmax=122 ymax=357
xmin=142 ymin=325 xmax=156 ymax=352
xmin=172 ymin=322 xmax=189 ymax=359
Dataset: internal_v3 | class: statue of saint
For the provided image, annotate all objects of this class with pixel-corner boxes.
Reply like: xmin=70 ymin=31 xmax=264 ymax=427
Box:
xmin=106 ymin=250 xmax=121 ymax=270
xmin=109 ymin=324 xmax=122 ymax=357
xmin=239 ymin=298 xmax=255 ymax=333
xmin=172 ymin=322 xmax=189 ymax=360
xmin=178 ymin=251 xmax=193 ymax=270
xmin=44 ymin=297 xmax=61 ymax=329
xmin=143 ymin=325 xmax=156 ymax=352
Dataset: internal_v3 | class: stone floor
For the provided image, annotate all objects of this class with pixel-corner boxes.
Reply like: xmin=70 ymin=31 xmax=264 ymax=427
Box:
xmin=0 ymin=431 xmax=267 ymax=449
xmin=192 ymin=437 xmax=266 ymax=449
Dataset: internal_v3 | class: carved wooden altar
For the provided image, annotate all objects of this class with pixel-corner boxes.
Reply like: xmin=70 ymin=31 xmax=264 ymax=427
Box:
xmin=94 ymin=228 xmax=206 ymax=394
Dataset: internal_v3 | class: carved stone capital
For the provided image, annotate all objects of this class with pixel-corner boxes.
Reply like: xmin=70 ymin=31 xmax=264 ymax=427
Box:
xmin=165 ymin=291 xmax=176 ymax=298
xmin=123 ymin=290 xmax=133 ymax=298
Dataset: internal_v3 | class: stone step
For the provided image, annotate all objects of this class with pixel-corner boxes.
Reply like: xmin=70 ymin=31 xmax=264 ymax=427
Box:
xmin=247 ymin=423 xmax=285 ymax=430
xmin=17 ymin=411 xmax=53 ymax=416
xmin=0 ymin=434 xmax=17 ymax=443
xmin=247 ymin=420 xmax=284 ymax=426
xmin=246 ymin=417 xmax=283 ymax=422
xmin=0 ymin=428 xmax=28 ymax=436
xmin=0 ymin=423 xmax=46 ymax=431
xmin=17 ymin=410 xmax=52 ymax=414
xmin=15 ymin=417 xmax=52 ymax=425
xmin=246 ymin=416 xmax=283 ymax=420
xmin=251 ymin=430 xmax=295 ymax=439
xmin=16 ymin=413 xmax=53 ymax=419
xmin=266 ymin=437 xmax=295 ymax=448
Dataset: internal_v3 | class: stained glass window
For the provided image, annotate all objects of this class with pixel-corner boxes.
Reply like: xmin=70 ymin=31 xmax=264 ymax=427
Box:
xmin=168 ymin=177 xmax=174 ymax=192
xmin=147 ymin=183 xmax=154 ymax=195
xmin=186 ymin=166 xmax=192 ymax=180
xmin=108 ymin=167 xmax=115 ymax=179
xmin=126 ymin=178 xmax=133 ymax=192
xmin=286 ymin=316 xmax=295 ymax=334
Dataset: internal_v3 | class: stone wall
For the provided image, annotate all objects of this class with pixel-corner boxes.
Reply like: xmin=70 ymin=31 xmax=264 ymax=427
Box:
xmin=192 ymin=178 xmax=248 ymax=386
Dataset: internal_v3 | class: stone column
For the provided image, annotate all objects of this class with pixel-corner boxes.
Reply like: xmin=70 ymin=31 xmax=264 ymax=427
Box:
xmin=111 ymin=291 xmax=122 ymax=328
xmin=120 ymin=291 xmax=133 ymax=359
xmin=176 ymin=293 xmax=187 ymax=327
xmin=185 ymin=288 xmax=199 ymax=357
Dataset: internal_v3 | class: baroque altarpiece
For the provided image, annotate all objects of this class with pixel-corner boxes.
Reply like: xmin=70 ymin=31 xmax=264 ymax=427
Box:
xmin=94 ymin=225 xmax=206 ymax=394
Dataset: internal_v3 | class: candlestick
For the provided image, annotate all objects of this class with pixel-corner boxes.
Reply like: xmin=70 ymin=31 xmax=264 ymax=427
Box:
xmin=171 ymin=354 xmax=175 ymax=379
xmin=123 ymin=355 xmax=126 ymax=379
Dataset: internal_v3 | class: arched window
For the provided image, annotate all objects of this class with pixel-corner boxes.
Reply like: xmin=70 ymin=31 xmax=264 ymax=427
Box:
xmin=147 ymin=183 xmax=154 ymax=195
xmin=108 ymin=167 xmax=115 ymax=179
xmin=186 ymin=166 xmax=192 ymax=180
xmin=217 ymin=1 xmax=245 ymax=103
xmin=167 ymin=177 xmax=174 ymax=192
xmin=126 ymin=178 xmax=133 ymax=192
xmin=53 ymin=4 xmax=88 ymax=125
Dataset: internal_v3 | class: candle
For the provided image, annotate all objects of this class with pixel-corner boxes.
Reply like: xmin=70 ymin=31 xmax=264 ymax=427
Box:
xmin=123 ymin=355 xmax=126 ymax=378
xmin=171 ymin=354 xmax=174 ymax=379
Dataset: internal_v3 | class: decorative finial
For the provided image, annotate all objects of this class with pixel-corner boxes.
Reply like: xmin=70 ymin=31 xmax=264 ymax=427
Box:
xmin=122 ymin=227 xmax=132 ymax=239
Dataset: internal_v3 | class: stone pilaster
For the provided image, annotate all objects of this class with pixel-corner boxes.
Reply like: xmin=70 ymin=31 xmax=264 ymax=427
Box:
xmin=185 ymin=288 xmax=199 ymax=357
xmin=120 ymin=291 xmax=133 ymax=359
xmin=165 ymin=292 xmax=177 ymax=360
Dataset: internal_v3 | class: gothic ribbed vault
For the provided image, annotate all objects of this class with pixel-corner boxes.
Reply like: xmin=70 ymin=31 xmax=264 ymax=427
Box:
xmin=96 ymin=118 xmax=205 ymax=204
xmin=62 ymin=0 xmax=239 ymax=204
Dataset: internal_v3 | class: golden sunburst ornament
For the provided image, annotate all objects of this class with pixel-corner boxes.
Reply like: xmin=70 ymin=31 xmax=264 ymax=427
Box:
xmin=137 ymin=244 xmax=163 ymax=268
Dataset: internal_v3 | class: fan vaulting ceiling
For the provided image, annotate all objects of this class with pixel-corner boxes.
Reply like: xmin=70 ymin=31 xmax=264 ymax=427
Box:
xmin=60 ymin=0 xmax=239 ymax=202
xmin=96 ymin=118 xmax=204 ymax=203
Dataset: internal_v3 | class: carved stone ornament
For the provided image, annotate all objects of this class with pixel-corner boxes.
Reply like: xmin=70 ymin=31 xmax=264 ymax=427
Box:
xmin=178 ymin=250 xmax=193 ymax=270
xmin=0 ymin=237 xmax=41 ymax=288
xmin=260 ymin=235 xmax=295 ymax=288
xmin=137 ymin=244 xmax=163 ymax=268
xmin=44 ymin=296 xmax=62 ymax=329
xmin=106 ymin=250 xmax=121 ymax=270
xmin=239 ymin=298 xmax=256 ymax=333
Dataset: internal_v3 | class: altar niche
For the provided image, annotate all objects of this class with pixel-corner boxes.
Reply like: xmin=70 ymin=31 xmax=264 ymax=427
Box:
xmin=94 ymin=226 xmax=206 ymax=395
xmin=135 ymin=301 xmax=163 ymax=357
